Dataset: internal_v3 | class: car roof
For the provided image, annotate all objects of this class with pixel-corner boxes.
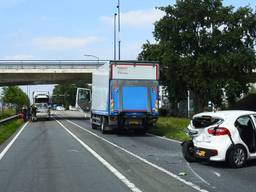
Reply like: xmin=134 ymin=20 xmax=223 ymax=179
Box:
xmin=193 ymin=110 xmax=256 ymax=120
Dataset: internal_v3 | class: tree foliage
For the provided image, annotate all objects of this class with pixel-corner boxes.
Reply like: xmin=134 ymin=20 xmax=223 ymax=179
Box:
xmin=1 ymin=86 xmax=30 ymax=111
xmin=52 ymin=83 xmax=90 ymax=109
xmin=139 ymin=0 xmax=256 ymax=113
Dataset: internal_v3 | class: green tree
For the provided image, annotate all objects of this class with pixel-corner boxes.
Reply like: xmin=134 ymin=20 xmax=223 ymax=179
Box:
xmin=52 ymin=83 xmax=90 ymax=109
xmin=2 ymin=86 xmax=30 ymax=111
xmin=139 ymin=0 xmax=256 ymax=113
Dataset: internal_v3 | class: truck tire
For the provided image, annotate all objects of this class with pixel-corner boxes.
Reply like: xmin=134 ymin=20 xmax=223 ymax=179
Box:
xmin=101 ymin=117 xmax=107 ymax=134
xmin=227 ymin=145 xmax=247 ymax=168
xmin=182 ymin=140 xmax=196 ymax=162
xmin=134 ymin=129 xmax=146 ymax=135
xmin=91 ymin=122 xmax=97 ymax=129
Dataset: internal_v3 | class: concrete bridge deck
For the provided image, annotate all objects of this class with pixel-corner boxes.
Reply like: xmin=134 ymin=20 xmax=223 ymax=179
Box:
xmin=0 ymin=60 xmax=106 ymax=85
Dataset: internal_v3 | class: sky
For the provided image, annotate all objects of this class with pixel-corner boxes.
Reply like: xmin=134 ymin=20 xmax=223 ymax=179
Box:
xmin=0 ymin=0 xmax=255 ymax=100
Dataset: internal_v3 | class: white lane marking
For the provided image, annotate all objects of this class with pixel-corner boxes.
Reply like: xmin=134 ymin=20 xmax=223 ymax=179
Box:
xmin=55 ymin=119 xmax=142 ymax=192
xmin=186 ymin=162 xmax=211 ymax=186
xmin=0 ymin=121 xmax=29 ymax=161
xmin=213 ymin=171 xmax=221 ymax=177
xmin=146 ymin=133 xmax=182 ymax=144
xmin=66 ymin=119 xmax=209 ymax=192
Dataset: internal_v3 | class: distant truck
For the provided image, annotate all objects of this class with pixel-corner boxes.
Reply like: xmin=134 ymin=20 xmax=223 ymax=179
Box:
xmin=91 ymin=61 xmax=159 ymax=133
xmin=32 ymin=91 xmax=50 ymax=121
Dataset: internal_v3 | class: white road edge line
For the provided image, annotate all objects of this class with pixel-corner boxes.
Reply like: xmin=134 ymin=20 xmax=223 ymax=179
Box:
xmin=186 ymin=162 xmax=211 ymax=186
xmin=66 ymin=119 xmax=209 ymax=192
xmin=0 ymin=121 xmax=29 ymax=161
xmin=213 ymin=171 xmax=221 ymax=177
xmin=55 ymin=119 xmax=142 ymax=192
xmin=146 ymin=133 xmax=182 ymax=144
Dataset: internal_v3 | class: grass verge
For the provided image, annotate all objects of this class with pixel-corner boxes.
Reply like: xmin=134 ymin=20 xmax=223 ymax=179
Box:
xmin=0 ymin=119 xmax=23 ymax=145
xmin=0 ymin=109 xmax=16 ymax=120
xmin=150 ymin=117 xmax=190 ymax=141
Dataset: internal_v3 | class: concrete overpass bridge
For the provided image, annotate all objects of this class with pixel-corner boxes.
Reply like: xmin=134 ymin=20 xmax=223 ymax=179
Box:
xmin=0 ymin=60 xmax=106 ymax=86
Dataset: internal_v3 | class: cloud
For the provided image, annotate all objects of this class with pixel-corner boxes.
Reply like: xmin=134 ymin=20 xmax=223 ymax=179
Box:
xmin=0 ymin=0 xmax=25 ymax=8
xmin=101 ymin=9 xmax=164 ymax=28
xmin=32 ymin=36 xmax=103 ymax=50
xmin=4 ymin=54 xmax=34 ymax=60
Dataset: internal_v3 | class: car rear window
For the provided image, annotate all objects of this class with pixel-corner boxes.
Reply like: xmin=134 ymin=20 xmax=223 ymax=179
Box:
xmin=192 ymin=116 xmax=222 ymax=128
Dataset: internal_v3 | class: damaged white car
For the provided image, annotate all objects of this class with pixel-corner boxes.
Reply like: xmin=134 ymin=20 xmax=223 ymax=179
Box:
xmin=182 ymin=110 xmax=256 ymax=168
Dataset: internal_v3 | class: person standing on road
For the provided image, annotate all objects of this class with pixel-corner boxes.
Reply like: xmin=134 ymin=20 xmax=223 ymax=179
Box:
xmin=31 ymin=104 xmax=37 ymax=121
xmin=21 ymin=106 xmax=28 ymax=121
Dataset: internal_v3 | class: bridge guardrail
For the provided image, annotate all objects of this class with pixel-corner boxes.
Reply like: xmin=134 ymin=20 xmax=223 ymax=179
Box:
xmin=0 ymin=60 xmax=106 ymax=70
xmin=0 ymin=115 xmax=21 ymax=126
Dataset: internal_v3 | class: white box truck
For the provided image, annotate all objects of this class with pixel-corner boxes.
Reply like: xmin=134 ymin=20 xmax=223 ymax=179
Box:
xmin=91 ymin=61 xmax=159 ymax=133
xmin=32 ymin=91 xmax=50 ymax=121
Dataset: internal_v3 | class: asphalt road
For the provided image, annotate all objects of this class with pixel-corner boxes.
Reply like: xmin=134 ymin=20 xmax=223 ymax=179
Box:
xmin=1 ymin=110 xmax=256 ymax=192
xmin=0 ymin=111 xmax=200 ymax=192
xmin=54 ymin=111 xmax=256 ymax=192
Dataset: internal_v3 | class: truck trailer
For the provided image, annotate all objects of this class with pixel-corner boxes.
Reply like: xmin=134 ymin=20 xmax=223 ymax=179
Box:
xmin=91 ymin=61 xmax=159 ymax=133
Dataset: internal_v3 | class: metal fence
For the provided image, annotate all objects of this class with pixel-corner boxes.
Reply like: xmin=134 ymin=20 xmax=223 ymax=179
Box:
xmin=0 ymin=115 xmax=20 ymax=126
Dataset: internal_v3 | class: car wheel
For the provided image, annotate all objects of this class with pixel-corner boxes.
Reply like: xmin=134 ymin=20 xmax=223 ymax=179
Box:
xmin=182 ymin=140 xmax=196 ymax=162
xmin=228 ymin=145 xmax=247 ymax=168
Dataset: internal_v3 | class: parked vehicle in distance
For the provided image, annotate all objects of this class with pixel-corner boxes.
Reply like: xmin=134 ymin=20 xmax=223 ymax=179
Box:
xmin=182 ymin=110 xmax=256 ymax=168
xmin=91 ymin=61 xmax=160 ymax=134
xmin=32 ymin=91 xmax=51 ymax=121
xmin=56 ymin=106 xmax=65 ymax=111
xmin=34 ymin=103 xmax=50 ymax=120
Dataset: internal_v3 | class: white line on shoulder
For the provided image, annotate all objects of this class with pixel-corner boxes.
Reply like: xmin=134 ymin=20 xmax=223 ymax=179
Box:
xmin=146 ymin=133 xmax=182 ymax=144
xmin=0 ymin=121 xmax=29 ymax=161
xmin=186 ymin=162 xmax=211 ymax=186
xmin=55 ymin=119 xmax=142 ymax=192
xmin=66 ymin=119 xmax=208 ymax=192
xmin=213 ymin=171 xmax=221 ymax=177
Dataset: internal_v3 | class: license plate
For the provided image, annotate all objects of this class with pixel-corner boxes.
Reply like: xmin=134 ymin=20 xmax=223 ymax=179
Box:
xmin=196 ymin=150 xmax=206 ymax=157
xmin=129 ymin=120 xmax=140 ymax=125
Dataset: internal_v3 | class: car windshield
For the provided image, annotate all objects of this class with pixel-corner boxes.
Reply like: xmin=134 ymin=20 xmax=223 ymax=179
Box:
xmin=35 ymin=103 xmax=48 ymax=109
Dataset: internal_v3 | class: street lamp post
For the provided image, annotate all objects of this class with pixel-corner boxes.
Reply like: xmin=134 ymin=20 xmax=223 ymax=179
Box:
xmin=114 ymin=13 xmax=117 ymax=60
xmin=117 ymin=0 xmax=121 ymax=60
xmin=83 ymin=54 xmax=99 ymax=64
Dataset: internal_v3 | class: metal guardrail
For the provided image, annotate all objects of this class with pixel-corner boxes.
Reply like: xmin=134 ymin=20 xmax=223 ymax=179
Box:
xmin=0 ymin=60 xmax=106 ymax=70
xmin=0 ymin=115 xmax=20 ymax=126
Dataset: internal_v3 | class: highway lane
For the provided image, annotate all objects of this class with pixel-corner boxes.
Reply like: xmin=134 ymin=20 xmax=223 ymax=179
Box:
xmin=59 ymin=115 xmax=256 ymax=192
xmin=53 ymin=117 xmax=200 ymax=192
xmin=0 ymin=120 xmax=132 ymax=192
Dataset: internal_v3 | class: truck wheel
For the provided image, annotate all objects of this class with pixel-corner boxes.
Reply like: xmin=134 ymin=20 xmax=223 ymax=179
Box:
xmin=91 ymin=123 xmax=97 ymax=129
xmin=134 ymin=129 xmax=146 ymax=135
xmin=182 ymin=140 xmax=196 ymax=162
xmin=227 ymin=145 xmax=247 ymax=168
xmin=101 ymin=117 xmax=107 ymax=134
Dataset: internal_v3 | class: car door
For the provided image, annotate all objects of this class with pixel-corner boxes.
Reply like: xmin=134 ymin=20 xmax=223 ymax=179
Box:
xmin=235 ymin=115 xmax=255 ymax=153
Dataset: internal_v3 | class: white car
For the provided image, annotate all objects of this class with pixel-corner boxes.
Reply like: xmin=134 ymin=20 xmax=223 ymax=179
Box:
xmin=182 ymin=110 xmax=256 ymax=168
xmin=56 ymin=106 xmax=65 ymax=111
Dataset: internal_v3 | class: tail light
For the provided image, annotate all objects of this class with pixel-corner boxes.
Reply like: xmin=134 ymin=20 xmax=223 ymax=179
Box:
xmin=110 ymin=99 xmax=114 ymax=111
xmin=155 ymin=100 xmax=159 ymax=112
xmin=208 ymin=127 xmax=230 ymax=136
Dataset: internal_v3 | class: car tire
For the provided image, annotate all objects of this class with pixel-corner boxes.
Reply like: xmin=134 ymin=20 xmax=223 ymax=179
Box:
xmin=227 ymin=145 xmax=247 ymax=168
xmin=182 ymin=140 xmax=197 ymax=162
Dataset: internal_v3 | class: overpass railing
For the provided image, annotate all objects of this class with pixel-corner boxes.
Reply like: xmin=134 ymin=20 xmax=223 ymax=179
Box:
xmin=0 ymin=60 xmax=106 ymax=69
